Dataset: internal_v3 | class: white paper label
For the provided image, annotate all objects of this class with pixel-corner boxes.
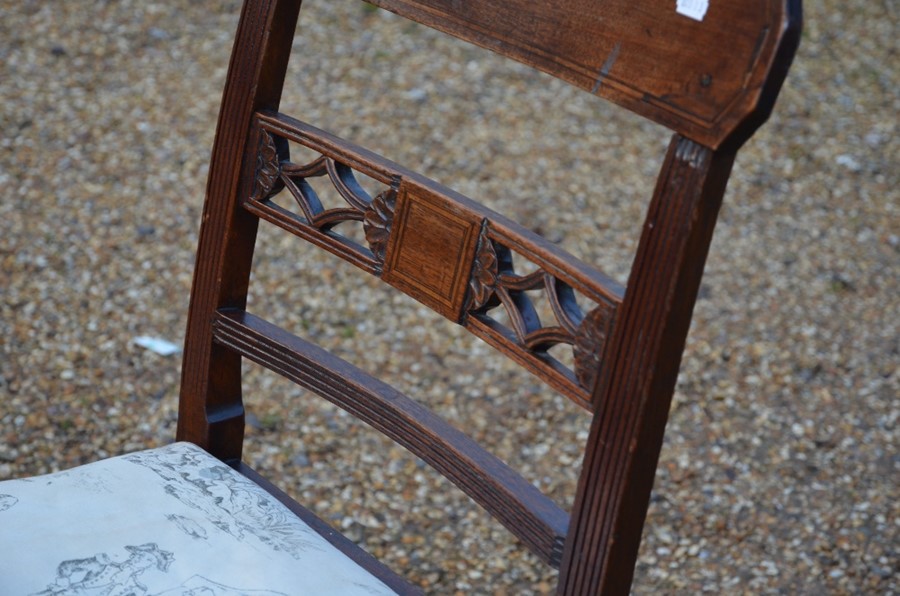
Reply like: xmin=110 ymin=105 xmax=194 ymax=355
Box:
xmin=676 ymin=0 xmax=709 ymax=21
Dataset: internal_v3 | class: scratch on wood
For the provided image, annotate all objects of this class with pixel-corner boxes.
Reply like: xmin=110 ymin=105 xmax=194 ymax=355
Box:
xmin=592 ymin=42 xmax=621 ymax=93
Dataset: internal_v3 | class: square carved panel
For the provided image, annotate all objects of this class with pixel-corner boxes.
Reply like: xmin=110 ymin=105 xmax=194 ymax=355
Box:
xmin=383 ymin=181 xmax=482 ymax=322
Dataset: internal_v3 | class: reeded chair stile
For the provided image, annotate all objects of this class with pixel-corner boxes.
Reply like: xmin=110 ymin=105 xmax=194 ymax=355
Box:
xmin=1 ymin=1 xmax=800 ymax=594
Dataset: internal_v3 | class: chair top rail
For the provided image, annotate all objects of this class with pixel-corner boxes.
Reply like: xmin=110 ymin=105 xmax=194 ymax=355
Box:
xmin=363 ymin=0 xmax=801 ymax=149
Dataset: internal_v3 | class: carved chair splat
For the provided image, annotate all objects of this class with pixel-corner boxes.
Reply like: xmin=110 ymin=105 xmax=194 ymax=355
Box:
xmin=1 ymin=1 xmax=800 ymax=594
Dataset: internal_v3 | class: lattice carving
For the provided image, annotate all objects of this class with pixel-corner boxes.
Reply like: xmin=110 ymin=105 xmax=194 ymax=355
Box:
xmin=468 ymin=240 xmax=579 ymax=346
xmin=247 ymin=127 xmax=395 ymax=266
xmin=465 ymin=229 xmax=617 ymax=395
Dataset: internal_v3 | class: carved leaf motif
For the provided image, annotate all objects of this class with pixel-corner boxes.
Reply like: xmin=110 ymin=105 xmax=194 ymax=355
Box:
xmin=573 ymin=303 xmax=616 ymax=390
xmin=251 ymin=129 xmax=281 ymax=201
xmin=467 ymin=230 xmax=499 ymax=312
xmin=363 ymin=187 xmax=397 ymax=262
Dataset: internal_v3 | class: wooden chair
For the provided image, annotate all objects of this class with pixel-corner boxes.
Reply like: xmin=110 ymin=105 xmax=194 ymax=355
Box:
xmin=0 ymin=1 xmax=801 ymax=593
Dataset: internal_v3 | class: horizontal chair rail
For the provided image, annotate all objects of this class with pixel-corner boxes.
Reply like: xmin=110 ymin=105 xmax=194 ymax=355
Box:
xmin=212 ymin=308 xmax=570 ymax=566
xmin=245 ymin=111 xmax=624 ymax=408
xmin=362 ymin=0 xmax=799 ymax=149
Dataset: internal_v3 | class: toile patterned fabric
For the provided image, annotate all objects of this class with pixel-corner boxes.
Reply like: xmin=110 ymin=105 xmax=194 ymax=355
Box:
xmin=0 ymin=442 xmax=397 ymax=595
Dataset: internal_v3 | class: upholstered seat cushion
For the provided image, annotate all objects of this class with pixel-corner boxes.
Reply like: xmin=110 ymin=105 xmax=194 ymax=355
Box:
xmin=0 ymin=442 xmax=396 ymax=595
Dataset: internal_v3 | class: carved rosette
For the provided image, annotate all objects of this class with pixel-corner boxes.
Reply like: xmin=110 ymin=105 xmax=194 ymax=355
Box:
xmin=251 ymin=129 xmax=281 ymax=202
xmin=363 ymin=188 xmax=397 ymax=262
xmin=573 ymin=303 xmax=615 ymax=390
xmin=466 ymin=228 xmax=499 ymax=312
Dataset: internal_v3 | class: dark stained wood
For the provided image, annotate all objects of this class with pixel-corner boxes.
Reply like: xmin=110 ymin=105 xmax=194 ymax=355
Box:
xmin=174 ymin=0 xmax=802 ymax=592
xmin=463 ymin=221 xmax=622 ymax=409
xmin=178 ymin=0 xmax=303 ymax=462
xmin=557 ymin=136 xmax=737 ymax=594
xmin=363 ymin=0 xmax=802 ymax=149
xmin=213 ymin=308 xmax=569 ymax=566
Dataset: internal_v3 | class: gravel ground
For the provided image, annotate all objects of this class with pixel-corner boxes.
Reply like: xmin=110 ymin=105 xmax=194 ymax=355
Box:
xmin=1 ymin=1 xmax=897 ymax=593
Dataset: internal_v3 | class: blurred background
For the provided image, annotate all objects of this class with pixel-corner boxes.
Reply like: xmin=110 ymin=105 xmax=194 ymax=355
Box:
xmin=1 ymin=1 xmax=896 ymax=593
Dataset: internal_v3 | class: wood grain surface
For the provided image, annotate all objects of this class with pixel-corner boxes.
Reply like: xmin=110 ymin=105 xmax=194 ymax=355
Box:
xmin=364 ymin=0 xmax=802 ymax=148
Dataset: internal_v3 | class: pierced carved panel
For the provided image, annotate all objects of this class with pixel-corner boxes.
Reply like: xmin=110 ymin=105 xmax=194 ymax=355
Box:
xmin=464 ymin=224 xmax=619 ymax=407
xmin=246 ymin=112 xmax=624 ymax=410
xmin=246 ymin=125 xmax=397 ymax=272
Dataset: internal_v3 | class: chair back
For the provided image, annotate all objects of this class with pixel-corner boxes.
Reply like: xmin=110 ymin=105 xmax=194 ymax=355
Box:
xmin=177 ymin=1 xmax=801 ymax=592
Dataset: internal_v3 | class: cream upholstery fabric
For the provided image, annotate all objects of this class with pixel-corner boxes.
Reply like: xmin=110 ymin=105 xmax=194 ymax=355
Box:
xmin=0 ymin=442 xmax=396 ymax=595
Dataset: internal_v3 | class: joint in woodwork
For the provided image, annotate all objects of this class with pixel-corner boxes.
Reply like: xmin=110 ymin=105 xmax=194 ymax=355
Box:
xmin=207 ymin=403 xmax=245 ymax=425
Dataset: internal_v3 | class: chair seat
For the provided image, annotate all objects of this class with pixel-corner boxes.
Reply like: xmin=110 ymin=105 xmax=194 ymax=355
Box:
xmin=0 ymin=442 xmax=397 ymax=595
